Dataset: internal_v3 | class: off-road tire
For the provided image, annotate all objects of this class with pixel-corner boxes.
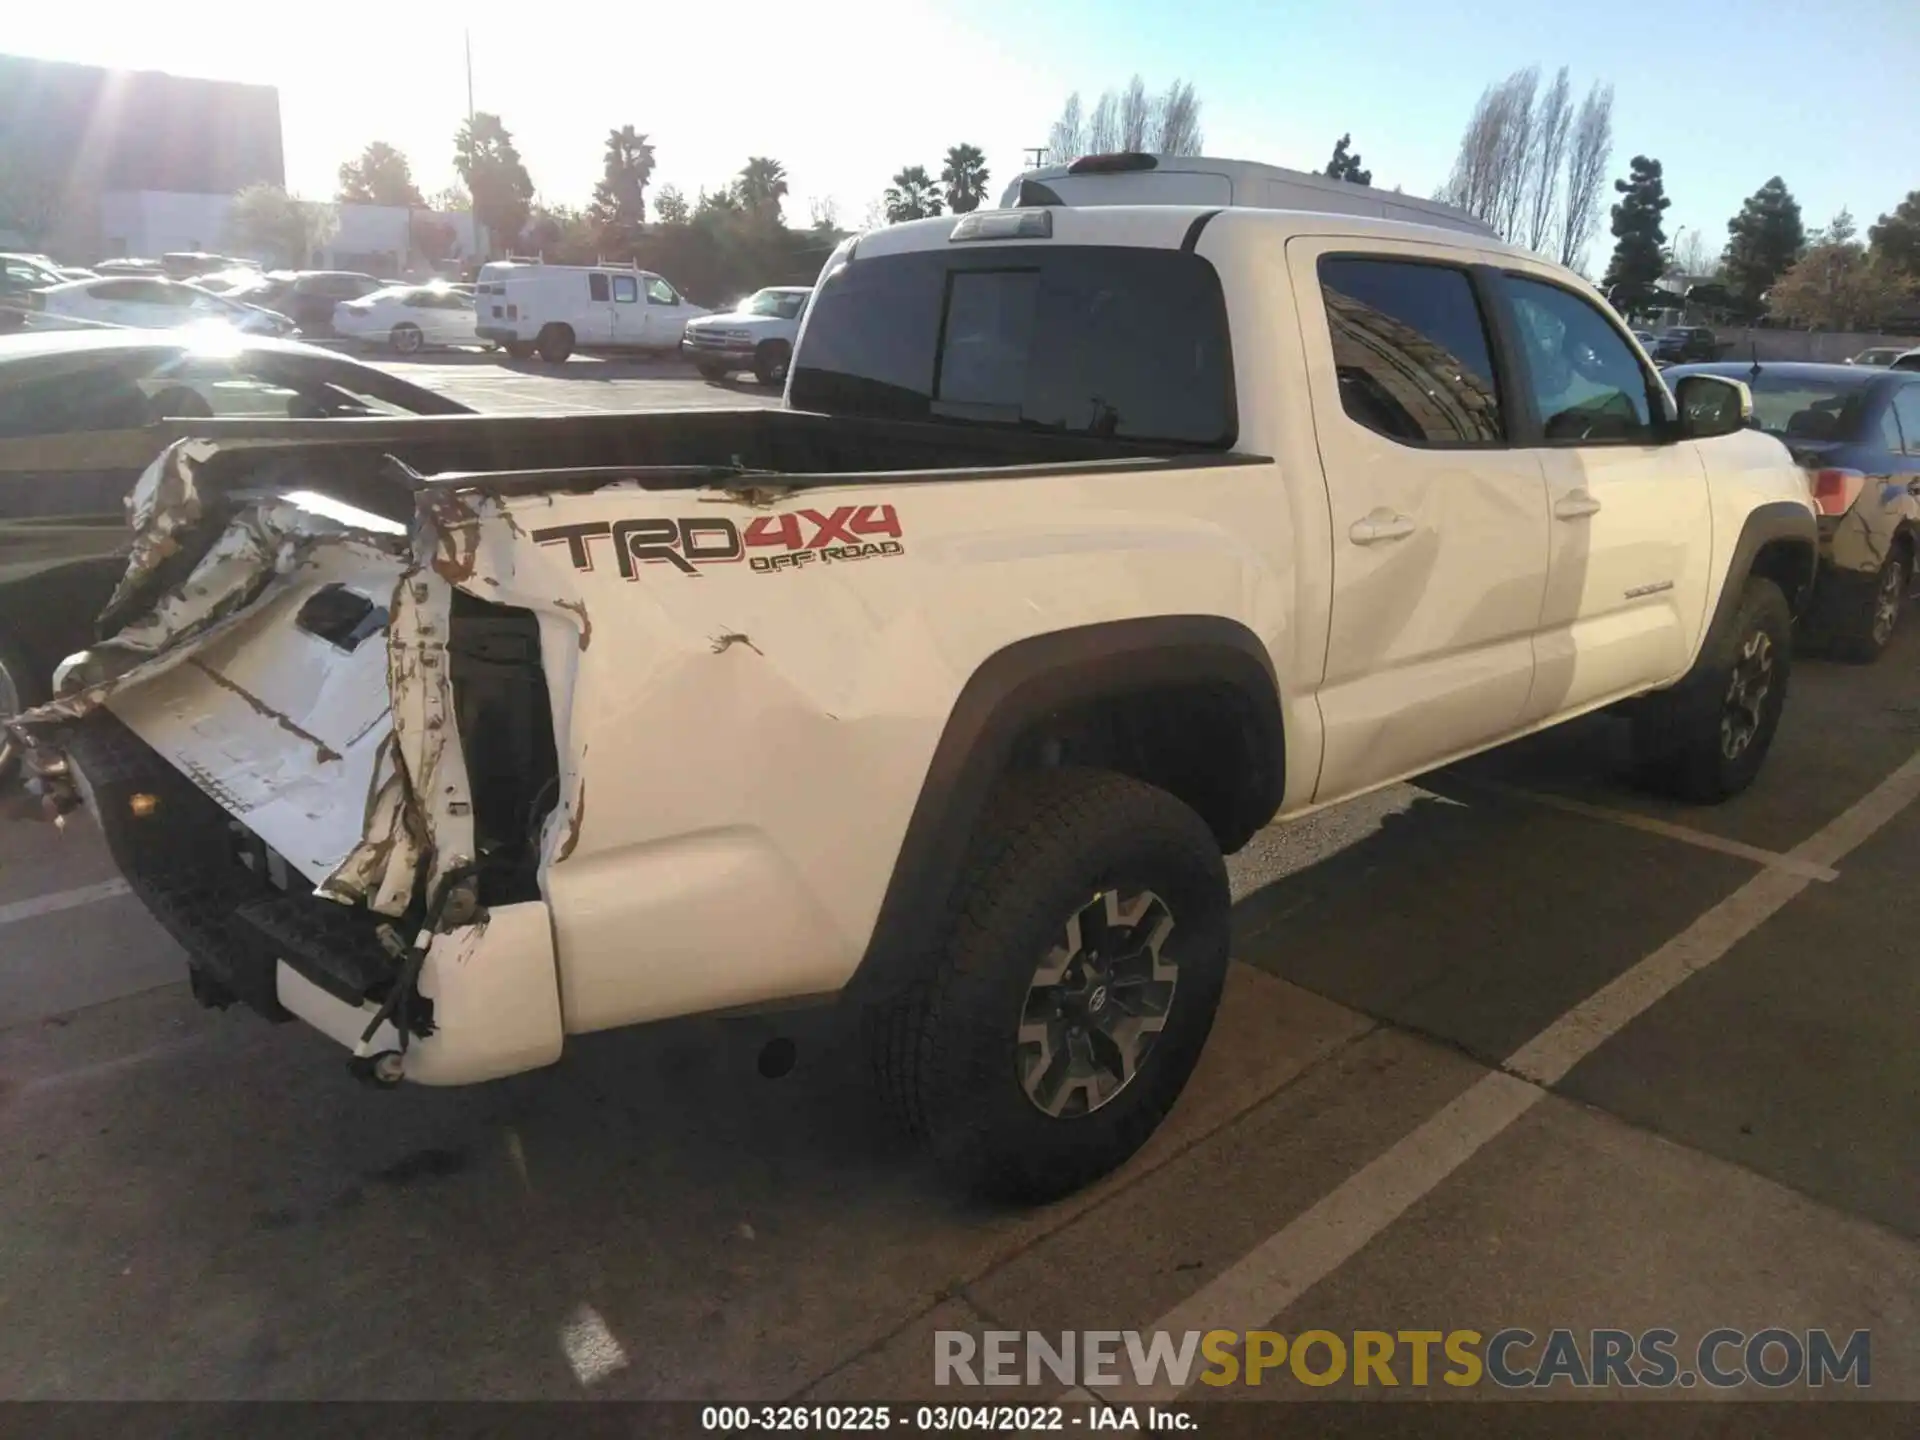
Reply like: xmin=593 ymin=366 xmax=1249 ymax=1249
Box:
xmin=1830 ymin=549 xmax=1909 ymax=664
xmin=1632 ymin=576 xmax=1792 ymax=803
xmin=753 ymin=340 xmax=792 ymax=388
xmin=389 ymin=322 xmax=424 ymax=355
xmin=866 ymin=768 xmax=1230 ymax=1203
xmin=536 ymin=324 xmax=575 ymax=364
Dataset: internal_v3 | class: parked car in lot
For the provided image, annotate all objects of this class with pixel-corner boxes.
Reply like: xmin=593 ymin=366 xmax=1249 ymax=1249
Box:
xmin=0 ymin=329 xmax=471 ymax=771
xmin=11 ymin=204 xmax=1815 ymax=1202
xmin=1893 ymin=349 xmax=1920 ymax=372
xmin=332 ymin=283 xmax=480 ymax=354
xmin=227 ymin=271 xmax=388 ymax=338
xmin=29 ymin=276 xmax=298 ymax=336
xmin=92 ymin=259 xmax=164 ymax=277
xmin=1847 ymin=346 xmax=1911 ymax=367
xmin=1652 ymin=325 xmax=1722 ymax=363
xmin=474 ymin=259 xmax=709 ymax=361
xmin=1 ymin=253 xmax=67 ymax=330
xmin=1668 ymin=361 xmax=1920 ymax=660
xmin=681 ymin=285 xmax=811 ymax=384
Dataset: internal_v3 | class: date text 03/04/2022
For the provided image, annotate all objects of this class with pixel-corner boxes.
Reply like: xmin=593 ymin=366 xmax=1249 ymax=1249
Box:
xmin=700 ymin=1404 xmax=1195 ymax=1432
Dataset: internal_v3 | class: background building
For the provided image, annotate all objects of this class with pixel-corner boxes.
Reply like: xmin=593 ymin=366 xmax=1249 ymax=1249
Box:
xmin=0 ymin=54 xmax=284 ymax=260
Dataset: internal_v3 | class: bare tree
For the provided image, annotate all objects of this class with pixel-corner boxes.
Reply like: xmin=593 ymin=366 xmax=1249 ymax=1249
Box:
xmin=1119 ymin=75 xmax=1153 ymax=152
xmin=1523 ymin=67 xmax=1572 ymax=253
xmin=1046 ymin=79 xmax=1203 ymax=162
xmin=1152 ymin=80 xmax=1204 ymax=156
xmin=1086 ymin=92 xmax=1120 ymax=157
xmin=1670 ymin=228 xmax=1715 ymax=277
xmin=1047 ymin=92 xmax=1086 ymax=166
xmin=1559 ymin=81 xmax=1614 ymax=270
xmin=1439 ymin=73 xmax=1525 ymax=228
xmin=1491 ymin=68 xmax=1539 ymax=240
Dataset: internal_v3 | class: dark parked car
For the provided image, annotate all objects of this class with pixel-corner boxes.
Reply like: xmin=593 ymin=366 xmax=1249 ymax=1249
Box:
xmin=0 ymin=330 xmax=470 ymax=768
xmin=230 ymin=271 xmax=388 ymax=337
xmin=1652 ymin=326 xmax=1722 ymax=363
xmin=1668 ymin=361 xmax=1920 ymax=659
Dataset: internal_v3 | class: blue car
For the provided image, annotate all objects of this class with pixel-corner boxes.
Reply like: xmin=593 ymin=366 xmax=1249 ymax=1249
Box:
xmin=1667 ymin=361 xmax=1920 ymax=659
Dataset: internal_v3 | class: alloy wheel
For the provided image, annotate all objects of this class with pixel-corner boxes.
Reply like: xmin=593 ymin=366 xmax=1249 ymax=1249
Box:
xmin=1720 ymin=628 xmax=1775 ymax=760
xmin=1016 ymin=886 xmax=1178 ymax=1118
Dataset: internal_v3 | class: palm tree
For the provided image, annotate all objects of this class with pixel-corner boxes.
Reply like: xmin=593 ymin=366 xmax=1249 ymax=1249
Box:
xmin=884 ymin=166 xmax=944 ymax=224
xmin=737 ymin=157 xmax=789 ymax=221
xmin=939 ymin=144 xmax=990 ymax=214
xmin=596 ymin=125 xmax=655 ymax=223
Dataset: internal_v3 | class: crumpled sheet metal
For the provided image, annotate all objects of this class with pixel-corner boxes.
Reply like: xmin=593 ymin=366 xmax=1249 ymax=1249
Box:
xmin=317 ymin=562 xmax=475 ymax=916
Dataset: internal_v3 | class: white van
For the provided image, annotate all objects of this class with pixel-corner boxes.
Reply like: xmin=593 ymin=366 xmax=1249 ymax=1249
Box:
xmin=474 ymin=259 xmax=709 ymax=362
xmin=998 ymin=153 xmax=1496 ymax=239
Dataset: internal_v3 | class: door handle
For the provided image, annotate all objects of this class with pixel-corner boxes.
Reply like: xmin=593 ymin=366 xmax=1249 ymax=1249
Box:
xmin=1349 ymin=510 xmax=1417 ymax=545
xmin=1554 ymin=491 xmax=1603 ymax=520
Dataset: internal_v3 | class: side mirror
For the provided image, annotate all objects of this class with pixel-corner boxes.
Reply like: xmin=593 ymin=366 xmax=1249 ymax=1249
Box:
xmin=1673 ymin=374 xmax=1752 ymax=440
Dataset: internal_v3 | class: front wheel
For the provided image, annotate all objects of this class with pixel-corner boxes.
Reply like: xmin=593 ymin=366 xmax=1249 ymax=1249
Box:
xmin=753 ymin=340 xmax=792 ymax=387
xmin=867 ymin=769 xmax=1231 ymax=1202
xmin=696 ymin=361 xmax=729 ymax=382
xmin=389 ymin=322 xmax=424 ymax=355
xmin=1633 ymin=576 xmax=1792 ymax=803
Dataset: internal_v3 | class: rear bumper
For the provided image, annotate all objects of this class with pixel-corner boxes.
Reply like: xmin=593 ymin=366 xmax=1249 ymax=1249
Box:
xmin=70 ymin=712 xmax=563 ymax=1086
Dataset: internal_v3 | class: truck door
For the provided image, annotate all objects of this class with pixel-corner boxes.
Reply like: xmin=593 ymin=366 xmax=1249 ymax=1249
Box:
xmin=1490 ymin=271 xmax=1712 ymax=723
xmin=610 ymin=273 xmax=642 ymax=346
xmin=1285 ymin=238 xmax=1551 ymax=800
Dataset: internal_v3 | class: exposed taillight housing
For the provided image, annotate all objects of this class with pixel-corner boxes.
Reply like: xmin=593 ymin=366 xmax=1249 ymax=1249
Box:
xmin=1809 ymin=467 xmax=1866 ymax=516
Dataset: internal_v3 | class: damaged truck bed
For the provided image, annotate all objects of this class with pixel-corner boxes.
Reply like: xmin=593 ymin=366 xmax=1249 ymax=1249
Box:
xmin=8 ymin=409 xmax=1208 ymax=1086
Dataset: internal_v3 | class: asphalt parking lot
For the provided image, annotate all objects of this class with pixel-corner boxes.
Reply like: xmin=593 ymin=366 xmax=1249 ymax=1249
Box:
xmin=1 ymin=361 xmax=1916 ymax=1410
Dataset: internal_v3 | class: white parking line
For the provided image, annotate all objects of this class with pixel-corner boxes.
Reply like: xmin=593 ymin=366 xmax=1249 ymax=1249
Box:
xmin=1087 ymin=747 xmax=1920 ymax=1405
xmin=0 ymin=878 xmax=130 ymax=932
xmin=1457 ymin=777 xmax=1840 ymax=882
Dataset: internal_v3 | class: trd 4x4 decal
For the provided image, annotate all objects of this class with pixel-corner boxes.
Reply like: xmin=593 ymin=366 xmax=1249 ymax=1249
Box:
xmin=532 ymin=504 xmax=905 ymax=577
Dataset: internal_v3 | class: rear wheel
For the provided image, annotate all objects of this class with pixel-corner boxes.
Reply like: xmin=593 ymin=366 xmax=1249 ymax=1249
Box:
xmin=536 ymin=324 xmax=575 ymax=364
xmin=753 ymin=340 xmax=792 ymax=387
xmin=1633 ymin=576 xmax=1792 ymax=803
xmin=504 ymin=341 xmax=536 ymax=361
xmin=389 ymin=322 xmax=424 ymax=355
xmin=867 ymin=768 xmax=1231 ymax=1202
xmin=1830 ymin=549 xmax=1909 ymax=663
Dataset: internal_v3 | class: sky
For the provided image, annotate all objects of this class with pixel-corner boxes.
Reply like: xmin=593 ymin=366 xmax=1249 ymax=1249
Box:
xmin=11 ymin=0 xmax=1918 ymax=271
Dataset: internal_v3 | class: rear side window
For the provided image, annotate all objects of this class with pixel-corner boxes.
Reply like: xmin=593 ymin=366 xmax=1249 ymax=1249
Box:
xmin=588 ymin=273 xmax=610 ymax=302
xmin=1317 ymin=257 xmax=1504 ymax=446
xmin=790 ymin=245 xmax=1235 ymax=448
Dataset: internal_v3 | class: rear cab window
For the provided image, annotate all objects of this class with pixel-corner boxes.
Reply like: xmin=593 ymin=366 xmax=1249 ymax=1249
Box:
xmin=789 ymin=245 xmax=1235 ymax=449
xmin=1316 ymin=256 xmax=1504 ymax=446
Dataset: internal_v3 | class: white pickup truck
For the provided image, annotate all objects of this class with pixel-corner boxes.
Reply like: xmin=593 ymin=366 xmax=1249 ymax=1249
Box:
xmin=13 ymin=204 xmax=1816 ymax=1202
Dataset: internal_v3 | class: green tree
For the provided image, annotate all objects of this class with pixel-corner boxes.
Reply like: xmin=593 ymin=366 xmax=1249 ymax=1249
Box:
xmin=1816 ymin=207 xmax=1857 ymax=247
xmin=737 ymin=157 xmax=790 ymax=222
xmin=939 ymin=144 xmax=991 ymax=213
xmin=227 ymin=184 xmax=338 ymax=266
xmin=1722 ymin=176 xmax=1806 ymax=312
xmin=454 ymin=112 xmax=535 ymax=256
xmin=1601 ymin=155 xmax=1670 ymax=314
xmin=883 ymin=165 xmax=943 ymax=223
xmin=654 ymin=184 xmax=690 ymax=226
xmin=588 ymin=126 xmax=655 ymax=228
xmin=336 ymin=141 xmax=424 ymax=207
xmin=1769 ymin=243 xmax=1910 ymax=331
xmin=1323 ymin=134 xmax=1372 ymax=187
xmin=1868 ymin=190 xmax=1920 ymax=281
xmin=427 ymin=185 xmax=471 ymax=213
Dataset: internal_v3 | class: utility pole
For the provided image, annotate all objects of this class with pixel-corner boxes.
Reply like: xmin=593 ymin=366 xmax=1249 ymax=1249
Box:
xmin=465 ymin=28 xmax=485 ymax=262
